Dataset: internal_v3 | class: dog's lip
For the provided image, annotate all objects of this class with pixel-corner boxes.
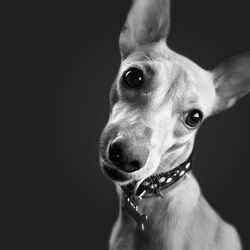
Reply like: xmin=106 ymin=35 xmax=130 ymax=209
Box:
xmin=100 ymin=158 xmax=130 ymax=182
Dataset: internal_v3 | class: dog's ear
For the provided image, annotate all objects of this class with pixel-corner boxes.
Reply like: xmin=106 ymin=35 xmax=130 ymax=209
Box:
xmin=119 ymin=0 xmax=170 ymax=58
xmin=212 ymin=53 xmax=250 ymax=113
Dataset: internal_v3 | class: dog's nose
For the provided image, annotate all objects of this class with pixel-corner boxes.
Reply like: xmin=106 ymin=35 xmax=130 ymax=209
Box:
xmin=108 ymin=138 xmax=149 ymax=173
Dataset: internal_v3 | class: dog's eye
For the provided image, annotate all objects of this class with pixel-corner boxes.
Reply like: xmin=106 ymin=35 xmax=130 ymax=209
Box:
xmin=123 ymin=67 xmax=144 ymax=88
xmin=185 ymin=109 xmax=203 ymax=128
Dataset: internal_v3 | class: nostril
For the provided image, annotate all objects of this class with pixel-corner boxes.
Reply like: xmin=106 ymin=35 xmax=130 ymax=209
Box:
xmin=109 ymin=142 xmax=123 ymax=164
xmin=127 ymin=160 xmax=141 ymax=172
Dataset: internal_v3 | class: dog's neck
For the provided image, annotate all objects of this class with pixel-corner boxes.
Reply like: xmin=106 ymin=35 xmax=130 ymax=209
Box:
xmin=113 ymin=174 xmax=201 ymax=249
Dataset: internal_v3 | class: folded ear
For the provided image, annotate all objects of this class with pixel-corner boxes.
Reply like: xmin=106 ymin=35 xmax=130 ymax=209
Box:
xmin=212 ymin=53 xmax=250 ymax=113
xmin=119 ymin=0 xmax=170 ymax=58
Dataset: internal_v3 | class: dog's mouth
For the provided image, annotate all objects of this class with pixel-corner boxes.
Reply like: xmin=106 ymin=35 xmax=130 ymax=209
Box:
xmin=101 ymin=159 xmax=130 ymax=183
xmin=100 ymin=151 xmax=160 ymax=185
xmin=103 ymin=164 xmax=130 ymax=182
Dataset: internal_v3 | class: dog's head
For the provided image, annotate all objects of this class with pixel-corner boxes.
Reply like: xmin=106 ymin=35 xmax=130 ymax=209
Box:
xmin=99 ymin=0 xmax=250 ymax=185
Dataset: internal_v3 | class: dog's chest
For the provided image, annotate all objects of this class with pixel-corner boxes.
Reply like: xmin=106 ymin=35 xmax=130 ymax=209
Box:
xmin=110 ymin=215 xmax=186 ymax=250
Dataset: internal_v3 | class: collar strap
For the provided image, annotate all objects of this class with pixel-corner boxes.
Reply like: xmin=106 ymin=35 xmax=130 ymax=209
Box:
xmin=122 ymin=153 xmax=194 ymax=198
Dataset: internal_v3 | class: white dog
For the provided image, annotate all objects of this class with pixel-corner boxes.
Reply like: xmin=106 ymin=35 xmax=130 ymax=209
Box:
xmin=99 ymin=0 xmax=248 ymax=249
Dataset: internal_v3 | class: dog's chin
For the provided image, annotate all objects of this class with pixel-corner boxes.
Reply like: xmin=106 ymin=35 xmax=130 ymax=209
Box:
xmin=101 ymin=162 xmax=152 ymax=186
xmin=101 ymin=163 xmax=158 ymax=186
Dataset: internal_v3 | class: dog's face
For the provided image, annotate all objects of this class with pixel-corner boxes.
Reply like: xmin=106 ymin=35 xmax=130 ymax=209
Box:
xmin=99 ymin=0 xmax=250 ymax=185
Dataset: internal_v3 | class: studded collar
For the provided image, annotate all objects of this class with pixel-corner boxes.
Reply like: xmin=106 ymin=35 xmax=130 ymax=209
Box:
xmin=122 ymin=152 xmax=194 ymax=198
xmin=121 ymin=153 xmax=194 ymax=231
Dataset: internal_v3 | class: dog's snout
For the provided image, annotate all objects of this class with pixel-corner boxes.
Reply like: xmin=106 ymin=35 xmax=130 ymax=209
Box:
xmin=108 ymin=137 xmax=149 ymax=173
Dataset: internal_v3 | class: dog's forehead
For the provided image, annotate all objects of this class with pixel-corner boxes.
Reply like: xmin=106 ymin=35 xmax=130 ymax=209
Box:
xmin=166 ymin=59 xmax=216 ymax=115
xmin=123 ymin=43 xmax=216 ymax=115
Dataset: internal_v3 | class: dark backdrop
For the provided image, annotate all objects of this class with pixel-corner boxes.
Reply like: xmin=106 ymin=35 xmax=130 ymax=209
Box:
xmin=5 ymin=1 xmax=250 ymax=249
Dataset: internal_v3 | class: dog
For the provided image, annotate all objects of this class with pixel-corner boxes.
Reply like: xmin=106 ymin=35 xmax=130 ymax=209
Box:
xmin=99 ymin=0 xmax=249 ymax=249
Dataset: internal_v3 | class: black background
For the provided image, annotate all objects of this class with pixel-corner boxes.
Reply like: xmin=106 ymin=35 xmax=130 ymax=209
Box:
xmin=5 ymin=0 xmax=250 ymax=249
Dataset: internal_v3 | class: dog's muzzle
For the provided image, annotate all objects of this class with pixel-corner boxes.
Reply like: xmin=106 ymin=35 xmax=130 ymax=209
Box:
xmin=99 ymin=123 xmax=152 ymax=181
